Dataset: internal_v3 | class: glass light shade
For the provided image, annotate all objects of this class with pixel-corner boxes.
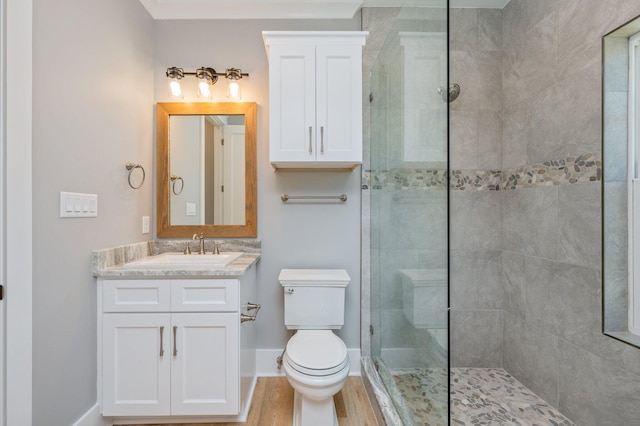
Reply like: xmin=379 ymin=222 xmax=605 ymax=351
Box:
xmin=228 ymin=80 xmax=241 ymax=100
xmin=169 ymin=79 xmax=182 ymax=99
xmin=197 ymin=80 xmax=212 ymax=100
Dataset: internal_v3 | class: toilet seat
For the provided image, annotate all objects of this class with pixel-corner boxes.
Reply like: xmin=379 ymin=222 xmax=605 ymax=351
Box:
xmin=286 ymin=330 xmax=349 ymax=376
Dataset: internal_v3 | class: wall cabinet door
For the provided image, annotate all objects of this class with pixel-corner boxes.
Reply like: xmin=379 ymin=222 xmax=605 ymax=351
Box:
xmin=171 ymin=313 xmax=240 ymax=415
xmin=315 ymin=44 xmax=363 ymax=163
xmin=268 ymin=44 xmax=317 ymax=163
xmin=102 ymin=313 xmax=171 ymax=417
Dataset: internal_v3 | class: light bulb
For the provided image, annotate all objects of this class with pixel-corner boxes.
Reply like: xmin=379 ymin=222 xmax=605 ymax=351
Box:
xmin=228 ymin=80 xmax=241 ymax=100
xmin=169 ymin=79 xmax=182 ymax=99
xmin=198 ymin=80 xmax=212 ymax=99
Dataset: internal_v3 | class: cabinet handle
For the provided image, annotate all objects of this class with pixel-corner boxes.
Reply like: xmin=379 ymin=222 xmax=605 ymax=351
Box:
xmin=320 ymin=126 xmax=324 ymax=153
xmin=159 ymin=326 xmax=165 ymax=357
xmin=308 ymin=126 xmax=313 ymax=153
xmin=173 ymin=326 xmax=178 ymax=356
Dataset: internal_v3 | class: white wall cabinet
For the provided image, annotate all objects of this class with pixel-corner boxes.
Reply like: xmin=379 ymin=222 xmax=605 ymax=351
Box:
xmin=98 ymin=268 xmax=257 ymax=423
xmin=263 ymin=31 xmax=367 ymax=170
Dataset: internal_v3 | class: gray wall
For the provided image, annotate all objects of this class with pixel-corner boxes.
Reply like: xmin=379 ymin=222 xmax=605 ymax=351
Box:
xmin=500 ymin=1 xmax=640 ymax=424
xmin=451 ymin=1 xmax=640 ymax=423
xmin=153 ymin=17 xmax=362 ymax=352
xmin=32 ymin=0 xmax=154 ymax=425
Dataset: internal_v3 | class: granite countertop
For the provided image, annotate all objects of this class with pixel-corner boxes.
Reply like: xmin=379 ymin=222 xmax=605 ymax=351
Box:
xmin=92 ymin=239 xmax=260 ymax=278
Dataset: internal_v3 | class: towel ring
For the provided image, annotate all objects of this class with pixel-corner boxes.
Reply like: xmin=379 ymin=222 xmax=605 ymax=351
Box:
xmin=170 ymin=175 xmax=184 ymax=195
xmin=125 ymin=162 xmax=145 ymax=189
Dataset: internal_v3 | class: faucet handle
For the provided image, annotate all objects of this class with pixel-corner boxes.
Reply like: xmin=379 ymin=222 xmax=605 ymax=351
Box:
xmin=183 ymin=242 xmax=191 ymax=255
xmin=213 ymin=242 xmax=220 ymax=255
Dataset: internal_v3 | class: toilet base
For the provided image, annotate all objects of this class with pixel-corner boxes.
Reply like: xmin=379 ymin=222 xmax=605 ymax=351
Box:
xmin=292 ymin=389 xmax=338 ymax=426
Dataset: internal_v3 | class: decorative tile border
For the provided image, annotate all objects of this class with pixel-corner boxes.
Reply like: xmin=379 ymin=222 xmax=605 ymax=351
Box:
xmin=365 ymin=152 xmax=601 ymax=192
xmin=502 ymin=152 xmax=601 ymax=190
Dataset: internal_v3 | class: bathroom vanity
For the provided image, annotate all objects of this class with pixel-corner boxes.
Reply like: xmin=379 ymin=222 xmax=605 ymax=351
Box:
xmin=93 ymin=241 xmax=260 ymax=424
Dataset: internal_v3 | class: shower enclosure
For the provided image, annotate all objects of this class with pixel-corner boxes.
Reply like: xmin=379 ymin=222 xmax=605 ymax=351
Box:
xmin=364 ymin=1 xmax=449 ymax=424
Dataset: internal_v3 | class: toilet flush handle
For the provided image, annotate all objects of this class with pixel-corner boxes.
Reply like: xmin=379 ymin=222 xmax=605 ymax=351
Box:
xmin=285 ymin=288 xmax=294 ymax=294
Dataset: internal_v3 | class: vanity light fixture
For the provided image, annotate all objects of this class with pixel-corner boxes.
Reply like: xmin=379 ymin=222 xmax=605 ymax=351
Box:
xmin=166 ymin=66 xmax=248 ymax=100
xmin=226 ymin=68 xmax=243 ymax=100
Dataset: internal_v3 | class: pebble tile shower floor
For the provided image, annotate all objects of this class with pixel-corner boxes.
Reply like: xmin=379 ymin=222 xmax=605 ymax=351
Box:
xmin=390 ymin=367 xmax=575 ymax=426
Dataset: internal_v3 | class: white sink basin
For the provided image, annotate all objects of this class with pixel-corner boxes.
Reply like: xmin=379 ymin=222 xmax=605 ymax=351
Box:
xmin=122 ymin=252 xmax=243 ymax=269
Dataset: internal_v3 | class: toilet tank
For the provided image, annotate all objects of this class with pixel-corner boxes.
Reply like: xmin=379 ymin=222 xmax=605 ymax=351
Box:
xmin=279 ymin=269 xmax=350 ymax=330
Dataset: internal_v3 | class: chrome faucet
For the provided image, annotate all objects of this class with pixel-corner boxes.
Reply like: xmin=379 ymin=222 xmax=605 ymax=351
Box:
xmin=192 ymin=232 xmax=205 ymax=254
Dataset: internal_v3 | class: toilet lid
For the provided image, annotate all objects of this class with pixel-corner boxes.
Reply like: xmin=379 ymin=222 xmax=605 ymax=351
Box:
xmin=286 ymin=330 xmax=348 ymax=371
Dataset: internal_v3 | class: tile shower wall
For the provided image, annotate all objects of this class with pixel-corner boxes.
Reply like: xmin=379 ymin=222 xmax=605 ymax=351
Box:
xmin=449 ymin=2 xmax=640 ymax=423
xmin=449 ymin=8 xmax=504 ymax=368
xmin=500 ymin=1 xmax=640 ymax=424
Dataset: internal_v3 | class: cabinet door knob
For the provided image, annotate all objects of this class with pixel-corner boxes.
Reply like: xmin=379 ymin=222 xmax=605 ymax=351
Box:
xmin=159 ymin=326 xmax=165 ymax=357
xmin=308 ymin=126 xmax=313 ymax=153
xmin=320 ymin=126 xmax=324 ymax=153
xmin=173 ymin=326 xmax=178 ymax=356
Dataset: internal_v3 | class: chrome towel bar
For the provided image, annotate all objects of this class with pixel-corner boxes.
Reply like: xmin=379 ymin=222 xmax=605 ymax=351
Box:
xmin=281 ymin=193 xmax=347 ymax=202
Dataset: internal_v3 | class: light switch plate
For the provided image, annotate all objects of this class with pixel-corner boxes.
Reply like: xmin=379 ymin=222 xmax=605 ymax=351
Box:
xmin=142 ymin=216 xmax=150 ymax=234
xmin=60 ymin=192 xmax=98 ymax=218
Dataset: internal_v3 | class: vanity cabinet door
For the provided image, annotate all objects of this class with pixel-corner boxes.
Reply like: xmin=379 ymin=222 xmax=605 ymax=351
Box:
xmin=170 ymin=313 xmax=240 ymax=415
xmin=102 ymin=313 xmax=171 ymax=416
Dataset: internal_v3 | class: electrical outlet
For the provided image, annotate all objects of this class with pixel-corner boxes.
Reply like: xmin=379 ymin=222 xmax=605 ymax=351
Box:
xmin=142 ymin=216 xmax=150 ymax=234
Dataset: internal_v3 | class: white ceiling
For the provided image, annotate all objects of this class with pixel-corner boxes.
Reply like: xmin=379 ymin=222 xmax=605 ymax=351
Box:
xmin=138 ymin=0 xmax=510 ymax=20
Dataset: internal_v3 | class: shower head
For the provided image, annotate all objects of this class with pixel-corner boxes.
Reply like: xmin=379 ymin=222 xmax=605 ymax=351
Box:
xmin=438 ymin=83 xmax=461 ymax=103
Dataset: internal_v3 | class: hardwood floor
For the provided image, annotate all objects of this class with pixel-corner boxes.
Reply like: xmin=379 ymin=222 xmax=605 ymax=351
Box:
xmin=123 ymin=376 xmax=378 ymax=426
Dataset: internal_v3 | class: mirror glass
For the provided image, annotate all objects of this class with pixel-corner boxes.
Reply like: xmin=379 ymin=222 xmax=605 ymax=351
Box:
xmin=602 ymin=15 xmax=640 ymax=348
xmin=157 ymin=102 xmax=257 ymax=238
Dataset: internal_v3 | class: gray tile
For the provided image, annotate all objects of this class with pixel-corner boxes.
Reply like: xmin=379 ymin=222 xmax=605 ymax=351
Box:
xmin=526 ymin=67 xmax=601 ymax=164
xmin=478 ymin=9 xmax=502 ymax=52
xmin=449 ymin=8 xmax=477 ymax=51
xmin=378 ymin=249 xmax=420 ymax=309
xmin=552 ymin=262 xmax=602 ymax=343
xmin=558 ymin=182 xmax=602 ymax=268
xmin=558 ymin=339 xmax=640 ymax=426
xmin=450 ymin=310 xmax=503 ymax=368
xmin=603 ymin=181 xmax=627 ymax=273
xmin=450 ymin=108 xmax=478 ymax=170
xmin=603 ymin=91 xmax=628 ymax=183
xmin=502 ymin=186 xmax=559 ymax=259
xmin=450 ymin=249 xmax=503 ymax=311
xmin=501 ymin=251 xmax=526 ymax=320
xmin=380 ymin=308 xmax=414 ymax=349
xmin=503 ymin=11 xmax=558 ymax=112
xmin=604 ymin=37 xmax=629 ymax=93
xmin=604 ymin=268 xmax=628 ymax=332
xmin=450 ymin=190 xmax=502 ymax=251
xmin=477 ymin=109 xmax=502 ymax=171
xmin=502 ymin=106 xmax=528 ymax=169
xmin=378 ymin=190 xmax=447 ymax=251
xmin=503 ymin=312 xmax=559 ymax=407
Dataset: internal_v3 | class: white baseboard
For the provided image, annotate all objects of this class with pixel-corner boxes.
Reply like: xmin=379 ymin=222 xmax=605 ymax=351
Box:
xmin=257 ymin=348 xmax=361 ymax=377
xmin=72 ymin=403 xmax=110 ymax=426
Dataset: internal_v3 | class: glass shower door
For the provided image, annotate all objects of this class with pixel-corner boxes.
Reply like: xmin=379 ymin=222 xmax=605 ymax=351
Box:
xmin=368 ymin=2 xmax=449 ymax=424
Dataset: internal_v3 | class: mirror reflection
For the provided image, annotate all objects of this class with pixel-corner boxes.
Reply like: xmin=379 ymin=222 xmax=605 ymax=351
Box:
xmin=156 ymin=102 xmax=257 ymax=238
xmin=169 ymin=114 xmax=246 ymax=226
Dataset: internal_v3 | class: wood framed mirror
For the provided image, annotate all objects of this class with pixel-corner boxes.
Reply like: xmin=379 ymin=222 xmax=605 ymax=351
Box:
xmin=156 ymin=102 xmax=257 ymax=238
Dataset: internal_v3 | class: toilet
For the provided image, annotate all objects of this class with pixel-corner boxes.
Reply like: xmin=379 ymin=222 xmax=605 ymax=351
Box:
xmin=279 ymin=269 xmax=351 ymax=426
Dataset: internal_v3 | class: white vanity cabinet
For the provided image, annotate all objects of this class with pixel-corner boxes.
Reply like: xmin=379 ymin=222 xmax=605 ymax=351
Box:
xmin=263 ymin=31 xmax=367 ymax=170
xmin=97 ymin=267 xmax=257 ymax=423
